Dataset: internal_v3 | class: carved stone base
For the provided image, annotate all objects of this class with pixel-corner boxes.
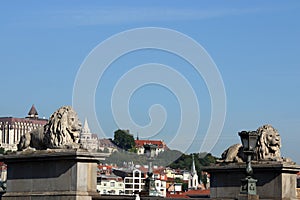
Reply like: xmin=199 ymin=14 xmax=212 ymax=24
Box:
xmin=238 ymin=194 xmax=259 ymax=200
xmin=203 ymin=162 xmax=300 ymax=200
xmin=240 ymin=177 xmax=257 ymax=195
xmin=0 ymin=149 xmax=99 ymax=200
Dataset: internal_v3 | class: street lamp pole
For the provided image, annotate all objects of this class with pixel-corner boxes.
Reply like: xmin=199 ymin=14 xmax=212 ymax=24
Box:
xmin=238 ymin=131 xmax=259 ymax=197
xmin=144 ymin=144 xmax=159 ymax=196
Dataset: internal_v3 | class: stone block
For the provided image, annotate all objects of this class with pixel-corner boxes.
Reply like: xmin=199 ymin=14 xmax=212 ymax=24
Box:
xmin=204 ymin=162 xmax=300 ymax=200
xmin=0 ymin=149 xmax=99 ymax=200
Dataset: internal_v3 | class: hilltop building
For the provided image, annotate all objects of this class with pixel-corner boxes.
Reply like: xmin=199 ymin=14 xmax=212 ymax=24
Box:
xmin=135 ymin=139 xmax=167 ymax=156
xmin=80 ymin=118 xmax=98 ymax=151
xmin=0 ymin=105 xmax=47 ymax=151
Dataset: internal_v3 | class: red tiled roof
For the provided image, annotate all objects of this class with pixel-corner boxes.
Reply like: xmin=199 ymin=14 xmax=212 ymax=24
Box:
xmin=135 ymin=140 xmax=166 ymax=148
xmin=182 ymin=189 xmax=210 ymax=196
xmin=166 ymin=193 xmax=189 ymax=198
xmin=98 ymin=165 xmax=113 ymax=170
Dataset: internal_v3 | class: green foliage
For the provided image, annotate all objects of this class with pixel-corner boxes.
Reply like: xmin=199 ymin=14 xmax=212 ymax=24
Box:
xmin=0 ymin=147 xmax=5 ymax=154
xmin=182 ymin=182 xmax=188 ymax=192
xmin=104 ymin=149 xmax=183 ymax=167
xmin=0 ymin=147 xmax=5 ymax=155
xmin=105 ymin=150 xmax=147 ymax=166
xmin=113 ymin=129 xmax=135 ymax=151
xmin=168 ymin=152 xmax=218 ymax=182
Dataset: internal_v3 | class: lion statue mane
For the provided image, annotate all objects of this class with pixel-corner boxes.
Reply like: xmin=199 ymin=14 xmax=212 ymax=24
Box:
xmin=219 ymin=124 xmax=282 ymax=163
xmin=17 ymin=106 xmax=82 ymax=151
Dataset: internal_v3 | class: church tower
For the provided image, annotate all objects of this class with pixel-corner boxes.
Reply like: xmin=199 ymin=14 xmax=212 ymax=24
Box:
xmin=80 ymin=118 xmax=98 ymax=151
xmin=188 ymin=155 xmax=199 ymax=190
xmin=26 ymin=104 xmax=39 ymax=119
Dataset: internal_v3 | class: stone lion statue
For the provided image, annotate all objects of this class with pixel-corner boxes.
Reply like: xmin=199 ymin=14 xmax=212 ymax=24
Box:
xmin=257 ymin=124 xmax=281 ymax=160
xmin=219 ymin=124 xmax=282 ymax=163
xmin=17 ymin=106 xmax=82 ymax=151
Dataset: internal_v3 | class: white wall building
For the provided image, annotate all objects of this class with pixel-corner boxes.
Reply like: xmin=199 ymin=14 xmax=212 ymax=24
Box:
xmin=135 ymin=140 xmax=167 ymax=156
xmin=154 ymin=178 xmax=167 ymax=197
xmin=80 ymin=118 xmax=98 ymax=151
xmin=123 ymin=169 xmax=145 ymax=195
xmin=97 ymin=175 xmax=124 ymax=195
xmin=0 ymin=105 xmax=47 ymax=151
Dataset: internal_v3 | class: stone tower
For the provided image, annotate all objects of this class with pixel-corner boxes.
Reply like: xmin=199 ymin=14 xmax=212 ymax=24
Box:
xmin=188 ymin=155 xmax=199 ymax=190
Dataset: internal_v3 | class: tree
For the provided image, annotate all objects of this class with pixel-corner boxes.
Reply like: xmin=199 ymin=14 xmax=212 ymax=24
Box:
xmin=113 ymin=129 xmax=135 ymax=151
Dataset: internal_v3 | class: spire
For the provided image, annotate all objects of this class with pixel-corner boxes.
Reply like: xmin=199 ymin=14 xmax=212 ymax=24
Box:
xmin=191 ymin=154 xmax=197 ymax=175
xmin=82 ymin=118 xmax=91 ymax=133
xmin=27 ymin=104 xmax=38 ymax=119
xmin=136 ymin=132 xmax=139 ymax=140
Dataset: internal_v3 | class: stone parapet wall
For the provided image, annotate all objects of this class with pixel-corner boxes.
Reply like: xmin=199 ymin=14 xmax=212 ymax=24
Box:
xmin=297 ymin=188 xmax=300 ymax=199
xmin=204 ymin=162 xmax=300 ymax=200
xmin=0 ymin=149 xmax=99 ymax=200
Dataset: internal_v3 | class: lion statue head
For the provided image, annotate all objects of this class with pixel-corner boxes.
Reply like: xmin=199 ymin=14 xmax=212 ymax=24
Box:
xmin=43 ymin=106 xmax=82 ymax=148
xmin=257 ymin=124 xmax=281 ymax=160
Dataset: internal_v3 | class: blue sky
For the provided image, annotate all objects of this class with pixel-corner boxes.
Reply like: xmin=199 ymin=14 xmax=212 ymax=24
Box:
xmin=0 ymin=1 xmax=299 ymax=163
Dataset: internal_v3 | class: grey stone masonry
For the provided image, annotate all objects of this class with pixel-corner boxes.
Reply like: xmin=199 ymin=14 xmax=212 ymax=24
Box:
xmin=0 ymin=149 xmax=99 ymax=200
xmin=203 ymin=161 xmax=300 ymax=200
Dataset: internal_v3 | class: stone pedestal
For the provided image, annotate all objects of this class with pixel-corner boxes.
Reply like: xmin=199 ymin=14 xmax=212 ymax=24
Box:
xmin=203 ymin=162 xmax=300 ymax=200
xmin=0 ymin=149 xmax=99 ymax=200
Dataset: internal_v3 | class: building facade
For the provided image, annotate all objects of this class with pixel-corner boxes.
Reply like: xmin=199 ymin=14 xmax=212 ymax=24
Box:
xmin=0 ymin=105 xmax=47 ymax=151
xmin=98 ymin=138 xmax=118 ymax=153
xmin=113 ymin=168 xmax=146 ymax=195
xmin=80 ymin=118 xmax=98 ymax=151
xmin=97 ymin=175 xmax=124 ymax=195
xmin=135 ymin=139 xmax=167 ymax=155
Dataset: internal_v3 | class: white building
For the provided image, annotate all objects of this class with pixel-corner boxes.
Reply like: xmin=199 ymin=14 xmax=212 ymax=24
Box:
xmin=80 ymin=118 xmax=98 ymax=151
xmin=0 ymin=105 xmax=47 ymax=151
xmin=113 ymin=167 xmax=146 ymax=195
xmin=154 ymin=176 xmax=167 ymax=197
xmin=97 ymin=175 xmax=124 ymax=195
xmin=135 ymin=139 xmax=167 ymax=156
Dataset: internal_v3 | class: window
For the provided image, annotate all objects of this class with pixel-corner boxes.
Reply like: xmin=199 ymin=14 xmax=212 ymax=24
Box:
xmin=110 ymin=182 xmax=115 ymax=187
xmin=103 ymin=183 xmax=107 ymax=187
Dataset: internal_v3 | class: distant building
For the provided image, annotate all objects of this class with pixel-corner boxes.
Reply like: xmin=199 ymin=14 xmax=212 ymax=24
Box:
xmin=0 ymin=105 xmax=47 ymax=151
xmin=135 ymin=165 xmax=167 ymax=197
xmin=97 ymin=174 xmax=124 ymax=195
xmin=98 ymin=138 xmax=118 ymax=153
xmin=80 ymin=118 xmax=98 ymax=151
xmin=153 ymin=170 xmax=167 ymax=197
xmin=188 ymin=155 xmax=199 ymax=190
xmin=297 ymin=172 xmax=300 ymax=188
xmin=135 ymin=139 xmax=167 ymax=155
xmin=113 ymin=167 xmax=146 ymax=195
xmin=167 ymin=183 xmax=182 ymax=194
